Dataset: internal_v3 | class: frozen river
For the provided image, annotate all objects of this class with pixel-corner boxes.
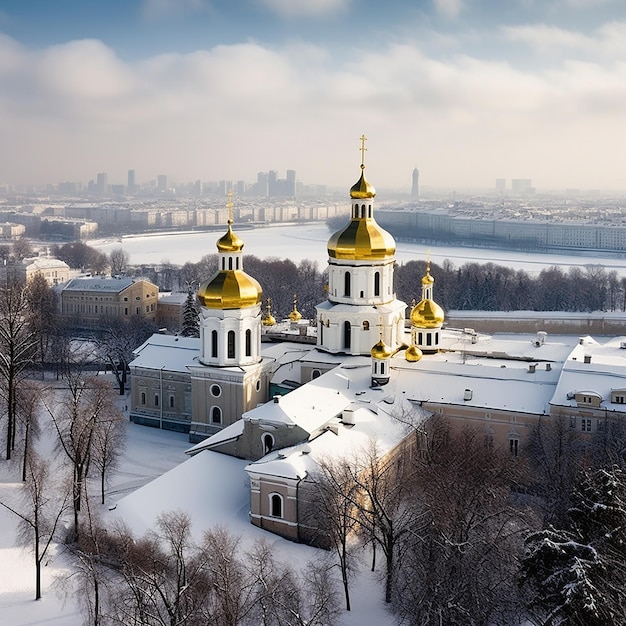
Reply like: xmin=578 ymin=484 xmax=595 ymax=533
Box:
xmin=91 ymin=222 xmax=626 ymax=277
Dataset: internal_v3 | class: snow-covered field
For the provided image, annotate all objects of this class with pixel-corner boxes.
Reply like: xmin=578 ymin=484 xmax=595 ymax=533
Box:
xmin=0 ymin=386 xmax=394 ymax=626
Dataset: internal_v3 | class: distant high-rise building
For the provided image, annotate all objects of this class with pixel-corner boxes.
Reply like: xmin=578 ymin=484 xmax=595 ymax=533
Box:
xmin=411 ymin=167 xmax=419 ymax=198
xmin=128 ymin=169 xmax=136 ymax=193
xmin=286 ymin=170 xmax=296 ymax=197
xmin=511 ymin=179 xmax=534 ymax=194
xmin=236 ymin=180 xmax=245 ymax=195
xmin=157 ymin=174 xmax=168 ymax=192
xmin=495 ymin=178 xmax=506 ymax=192
xmin=268 ymin=170 xmax=278 ymax=197
xmin=96 ymin=172 xmax=108 ymax=195
xmin=257 ymin=172 xmax=269 ymax=196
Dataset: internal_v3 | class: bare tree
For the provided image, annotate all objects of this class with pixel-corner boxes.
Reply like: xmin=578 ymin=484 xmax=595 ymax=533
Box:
xmin=304 ymin=457 xmax=361 ymax=611
xmin=25 ymin=272 xmax=58 ymax=370
xmin=0 ymin=454 xmax=70 ymax=599
xmin=0 ymin=282 xmax=38 ymax=460
xmin=91 ymin=400 xmax=126 ymax=505
xmin=109 ymin=247 xmax=130 ymax=276
xmin=44 ymin=373 xmax=121 ymax=541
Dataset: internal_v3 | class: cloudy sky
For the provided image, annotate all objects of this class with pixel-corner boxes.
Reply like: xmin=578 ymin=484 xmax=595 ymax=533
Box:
xmin=1 ymin=0 xmax=625 ymax=192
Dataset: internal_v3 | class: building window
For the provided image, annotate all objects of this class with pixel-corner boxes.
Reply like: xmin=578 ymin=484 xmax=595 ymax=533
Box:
xmin=227 ymin=330 xmax=235 ymax=359
xmin=228 ymin=258 xmax=233 ymax=270
xmin=311 ymin=369 xmax=321 ymax=380
xmin=211 ymin=330 xmax=218 ymax=358
xmin=374 ymin=272 xmax=380 ymax=297
xmin=262 ymin=433 xmax=274 ymax=455
xmin=211 ymin=406 xmax=222 ymax=424
xmin=256 ymin=379 xmax=261 ymax=392
xmin=154 ymin=394 xmax=159 ymax=407
xmin=210 ymin=384 xmax=221 ymax=397
xmin=344 ymin=272 xmax=351 ymax=297
xmin=570 ymin=416 xmax=577 ymax=428
xmin=581 ymin=418 xmax=592 ymax=432
xmin=509 ymin=438 xmax=519 ymax=456
xmin=245 ymin=329 xmax=252 ymax=357
xmin=269 ymin=493 xmax=283 ymax=518
xmin=343 ymin=321 xmax=351 ymax=350
xmin=169 ymin=395 xmax=175 ymax=409
xmin=363 ymin=321 xmax=369 ymax=331
xmin=426 ymin=333 xmax=432 ymax=346
xmin=141 ymin=392 xmax=146 ymax=405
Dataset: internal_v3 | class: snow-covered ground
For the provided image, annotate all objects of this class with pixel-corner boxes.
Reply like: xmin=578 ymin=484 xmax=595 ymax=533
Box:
xmin=0 ymin=386 xmax=394 ymax=626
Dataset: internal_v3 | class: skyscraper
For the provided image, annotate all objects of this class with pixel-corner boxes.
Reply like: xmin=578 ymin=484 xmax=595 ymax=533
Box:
xmin=411 ymin=167 xmax=419 ymax=198
xmin=96 ymin=172 xmax=108 ymax=195
xmin=128 ymin=169 xmax=136 ymax=193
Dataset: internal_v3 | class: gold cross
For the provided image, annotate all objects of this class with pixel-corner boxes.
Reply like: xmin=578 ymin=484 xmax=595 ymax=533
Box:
xmin=359 ymin=134 xmax=367 ymax=167
xmin=226 ymin=189 xmax=233 ymax=225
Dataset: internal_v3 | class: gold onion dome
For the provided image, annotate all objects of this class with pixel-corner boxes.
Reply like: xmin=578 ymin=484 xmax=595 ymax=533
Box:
xmin=217 ymin=220 xmax=244 ymax=253
xmin=350 ymin=166 xmax=376 ymax=199
xmin=371 ymin=337 xmax=393 ymax=360
xmin=405 ymin=343 xmax=423 ymax=362
xmin=262 ymin=299 xmax=276 ymax=326
xmin=289 ymin=296 xmax=302 ymax=322
xmin=410 ymin=299 xmax=445 ymax=329
xmin=328 ymin=166 xmax=395 ymax=260
xmin=197 ymin=271 xmax=262 ymax=310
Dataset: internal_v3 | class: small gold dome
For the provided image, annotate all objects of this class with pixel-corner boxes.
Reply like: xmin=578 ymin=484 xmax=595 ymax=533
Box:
xmin=289 ymin=308 xmax=302 ymax=322
xmin=262 ymin=313 xmax=276 ymax=326
xmin=198 ymin=270 xmax=262 ymax=310
xmin=410 ymin=299 xmax=445 ymax=329
xmin=350 ymin=167 xmax=376 ymax=199
xmin=405 ymin=344 xmax=423 ymax=362
xmin=422 ymin=271 xmax=434 ymax=286
xmin=217 ymin=221 xmax=244 ymax=253
xmin=327 ymin=219 xmax=396 ymax=260
xmin=371 ymin=338 xmax=393 ymax=360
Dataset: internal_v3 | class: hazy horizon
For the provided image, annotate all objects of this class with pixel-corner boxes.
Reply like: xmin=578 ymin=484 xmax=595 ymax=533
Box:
xmin=1 ymin=1 xmax=625 ymax=192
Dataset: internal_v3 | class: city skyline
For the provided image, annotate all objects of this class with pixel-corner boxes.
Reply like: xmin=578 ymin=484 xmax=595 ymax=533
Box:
xmin=0 ymin=1 xmax=625 ymax=191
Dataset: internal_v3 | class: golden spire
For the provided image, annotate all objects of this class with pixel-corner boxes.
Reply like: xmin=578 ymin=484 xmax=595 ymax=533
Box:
xmin=217 ymin=190 xmax=244 ymax=253
xmin=262 ymin=297 xmax=276 ymax=326
xmin=289 ymin=293 xmax=302 ymax=322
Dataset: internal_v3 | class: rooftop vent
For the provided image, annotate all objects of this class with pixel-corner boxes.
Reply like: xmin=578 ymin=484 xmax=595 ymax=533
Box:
xmin=620 ymin=341 xmax=626 ymax=350
xmin=342 ymin=409 xmax=356 ymax=425
xmin=464 ymin=388 xmax=473 ymax=401
xmin=546 ymin=363 xmax=552 ymax=371
xmin=528 ymin=363 xmax=536 ymax=373
xmin=584 ymin=354 xmax=592 ymax=364
xmin=273 ymin=395 xmax=280 ymax=403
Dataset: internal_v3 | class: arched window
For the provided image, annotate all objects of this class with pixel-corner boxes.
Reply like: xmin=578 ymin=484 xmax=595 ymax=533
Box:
xmin=426 ymin=333 xmax=432 ymax=346
xmin=141 ymin=392 xmax=146 ymax=405
xmin=211 ymin=330 xmax=218 ymax=358
xmin=311 ymin=369 xmax=321 ymax=380
xmin=262 ymin=433 xmax=274 ymax=455
xmin=344 ymin=272 xmax=351 ymax=297
xmin=236 ymin=257 xmax=240 ymax=269
xmin=418 ymin=331 xmax=423 ymax=345
xmin=211 ymin=406 xmax=222 ymax=424
xmin=270 ymin=493 xmax=283 ymax=518
xmin=343 ymin=321 xmax=351 ymax=350
xmin=361 ymin=204 xmax=366 ymax=218
xmin=227 ymin=330 xmax=235 ymax=359
xmin=154 ymin=394 xmax=159 ymax=407
xmin=228 ymin=257 xmax=233 ymax=270
xmin=169 ymin=395 xmax=175 ymax=409
xmin=245 ymin=329 xmax=252 ymax=357
xmin=374 ymin=272 xmax=380 ymax=296
xmin=221 ymin=258 xmax=226 ymax=270
xmin=381 ymin=362 xmax=386 ymax=375
xmin=363 ymin=320 xmax=370 ymax=331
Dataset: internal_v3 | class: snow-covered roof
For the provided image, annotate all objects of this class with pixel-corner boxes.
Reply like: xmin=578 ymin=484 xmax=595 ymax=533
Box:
xmin=62 ymin=276 xmax=137 ymax=292
xmin=130 ymin=334 xmax=201 ymax=372
xmin=551 ymin=336 xmax=626 ymax=408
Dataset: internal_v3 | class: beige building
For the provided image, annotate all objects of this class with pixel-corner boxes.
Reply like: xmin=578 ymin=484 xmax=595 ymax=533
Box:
xmin=60 ymin=276 xmax=158 ymax=325
xmin=0 ymin=256 xmax=71 ymax=287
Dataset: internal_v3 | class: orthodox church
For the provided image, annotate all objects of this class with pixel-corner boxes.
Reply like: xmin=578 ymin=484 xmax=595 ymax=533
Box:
xmin=129 ymin=138 xmax=626 ymax=543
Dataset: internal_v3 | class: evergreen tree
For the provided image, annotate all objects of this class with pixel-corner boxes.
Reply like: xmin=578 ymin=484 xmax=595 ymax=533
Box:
xmin=521 ymin=467 xmax=626 ymax=625
xmin=180 ymin=287 xmax=200 ymax=338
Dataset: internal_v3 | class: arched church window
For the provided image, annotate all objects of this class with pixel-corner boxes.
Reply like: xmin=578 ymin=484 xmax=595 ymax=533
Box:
xmin=245 ymin=329 xmax=252 ymax=357
xmin=311 ymin=369 xmax=321 ymax=380
xmin=211 ymin=406 xmax=222 ymax=424
xmin=344 ymin=272 xmax=351 ymax=297
xmin=211 ymin=330 xmax=218 ymax=358
xmin=262 ymin=433 xmax=274 ymax=455
xmin=227 ymin=330 xmax=235 ymax=359
xmin=374 ymin=272 xmax=380 ymax=296
xmin=343 ymin=321 xmax=351 ymax=350
xmin=361 ymin=204 xmax=366 ymax=218
xmin=270 ymin=493 xmax=283 ymax=518
xmin=228 ymin=257 xmax=233 ymax=270
xmin=363 ymin=321 xmax=370 ymax=331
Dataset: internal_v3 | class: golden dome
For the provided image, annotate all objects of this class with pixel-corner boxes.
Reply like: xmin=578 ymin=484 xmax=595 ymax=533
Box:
xmin=327 ymin=219 xmax=396 ymax=260
xmin=405 ymin=344 xmax=423 ymax=362
xmin=262 ymin=313 xmax=276 ymax=326
xmin=350 ymin=166 xmax=376 ymax=199
xmin=371 ymin=337 xmax=393 ymax=360
xmin=289 ymin=294 xmax=302 ymax=321
xmin=217 ymin=221 xmax=244 ymax=253
xmin=422 ymin=271 xmax=434 ymax=285
xmin=410 ymin=299 xmax=445 ymax=329
xmin=198 ymin=270 xmax=262 ymax=310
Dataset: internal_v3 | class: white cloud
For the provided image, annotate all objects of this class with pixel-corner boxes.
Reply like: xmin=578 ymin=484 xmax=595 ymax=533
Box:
xmin=259 ymin=0 xmax=350 ymax=19
xmin=0 ymin=29 xmax=625 ymax=191
xmin=433 ymin=0 xmax=463 ymax=19
xmin=141 ymin=0 xmax=207 ymax=20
